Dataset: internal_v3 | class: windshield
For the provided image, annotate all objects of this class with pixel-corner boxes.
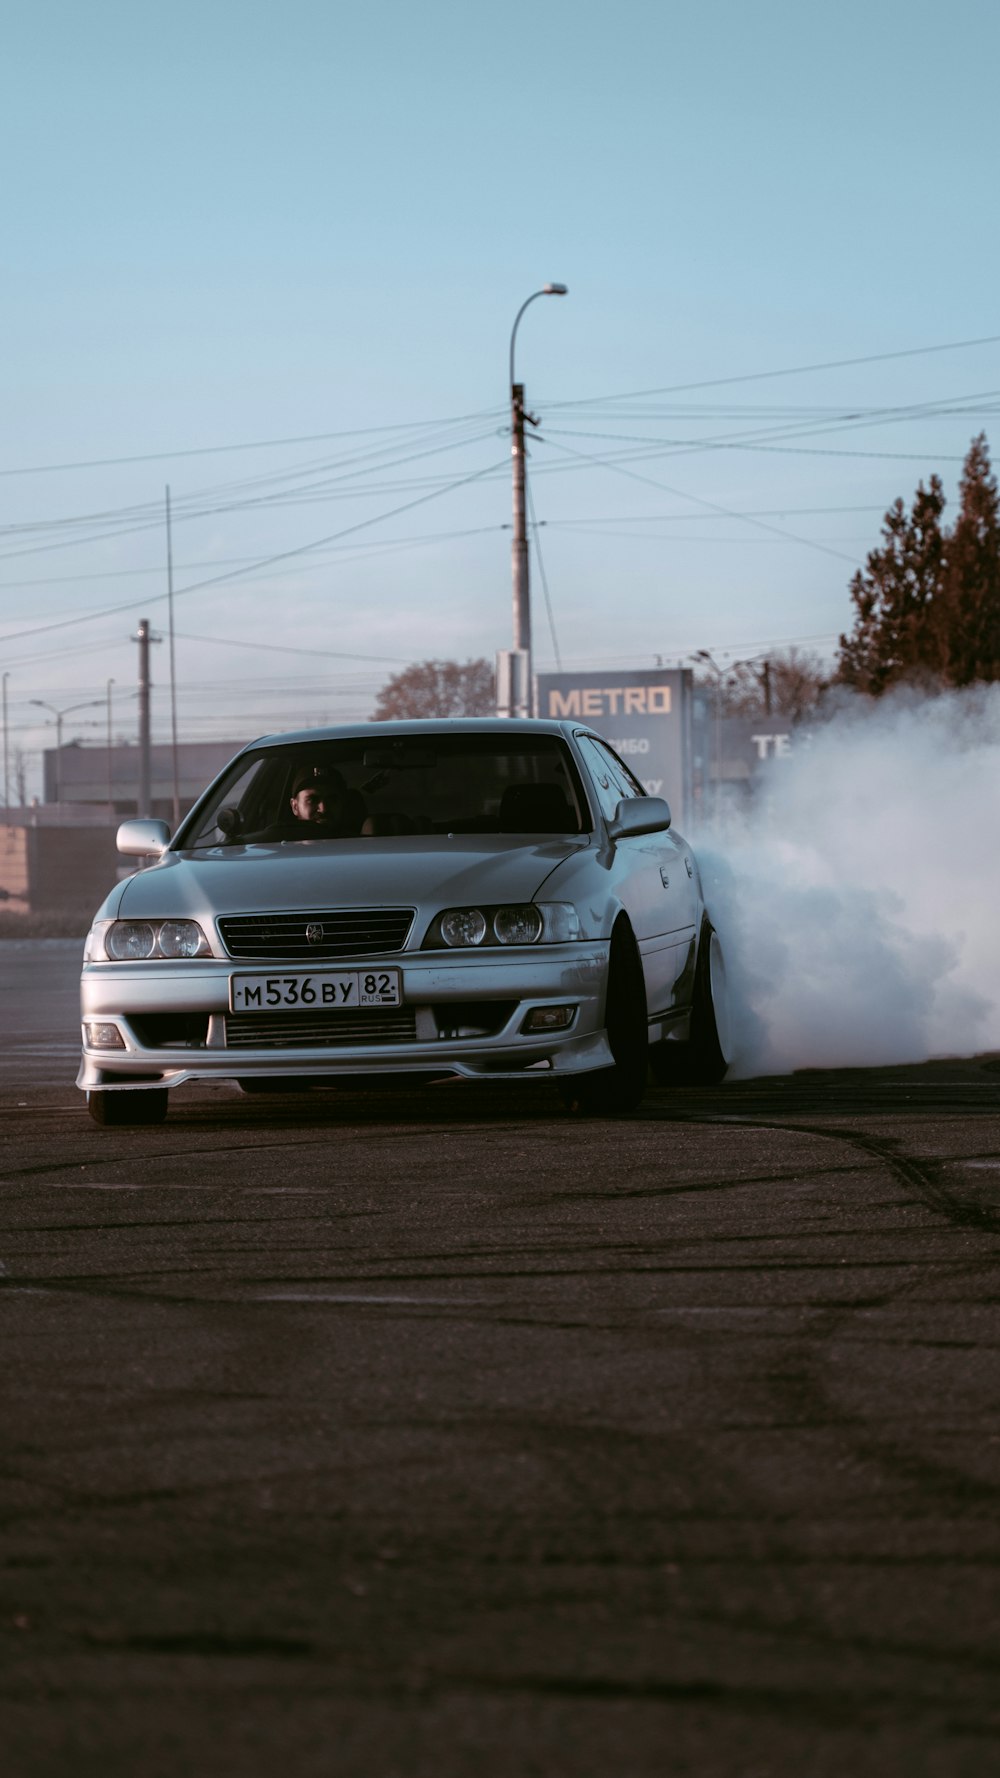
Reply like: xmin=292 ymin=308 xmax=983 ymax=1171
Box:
xmin=180 ymin=734 xmax=590 ymax=848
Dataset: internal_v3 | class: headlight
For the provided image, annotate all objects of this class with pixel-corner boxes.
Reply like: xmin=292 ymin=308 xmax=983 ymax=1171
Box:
xmin=99 ymin=919 xmax=211 ymax=961
xmin=493 ymin=905 xmax=543 ymax=945
xmin=157 ymin=920 xmax=208 ymax=958
xmin=426 ymin=902 xmax=580 ymax=949
xmin=106 ymin=921 xmax=156 ymax=960
xmin=440 ymin=908 xmax=489 ymax=948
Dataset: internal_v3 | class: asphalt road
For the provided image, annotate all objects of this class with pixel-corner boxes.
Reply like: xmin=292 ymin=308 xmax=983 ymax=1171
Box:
xmin=2 ymin=941 xmax=1000 ymax=1776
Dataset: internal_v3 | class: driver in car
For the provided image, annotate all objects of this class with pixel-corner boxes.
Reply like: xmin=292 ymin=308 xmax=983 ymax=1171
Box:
xmin=287 ymin=766 xmax=362 ymax=834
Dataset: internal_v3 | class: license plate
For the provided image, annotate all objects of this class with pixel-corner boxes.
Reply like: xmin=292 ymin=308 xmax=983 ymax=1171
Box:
xmin=230 ymin=968 xmax=401 ymax=1012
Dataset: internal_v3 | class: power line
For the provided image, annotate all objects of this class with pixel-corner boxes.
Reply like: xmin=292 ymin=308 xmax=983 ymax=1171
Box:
xmin=527 ymin=438 xmax=968 ymax=476
xmin=532 ymin=434 xmax=859 ymax=564
xmin=541 ymin=331 xmax=1000 ymax=410
xmin=0 ymin=454 xmax=509 ymax=646
xmin=539 ymin=415 xmax=987 ymax=466
xmin=540 ymin=529 xmax=875 ymax=548
xmin=0 ymin=424 xmax=506 ymax=565
xmin=533 ymin=390 xmax=997 ymax=481
xmin=174 ymin=631 xmax=409 ymax=663
xmin=0 ymin=525 xmax=510 ymax=673
xmin=7 ymin=331 xmax=995 ymax=482
xmin=0 ymin=522 xmax=498 ymax=608
xmin=544 ymin=503 xmax=886 ymax=527
xmin=0 ymin=408 xmax=504 ymax=479
xmin=550 ymin=631 xmax=842 ymax=670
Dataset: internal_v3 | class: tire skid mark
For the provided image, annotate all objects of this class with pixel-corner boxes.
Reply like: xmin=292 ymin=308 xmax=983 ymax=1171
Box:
xmin=668 ymin=1110 xmax=1000 ymax=1235
xmin=591 ymin=1110 xmax=1000 ymax=1669
xmin=0 ymin=1117 xmax=556 ymax=1185
xmin=676 ymin=1111 xmax=1000 ymax=1521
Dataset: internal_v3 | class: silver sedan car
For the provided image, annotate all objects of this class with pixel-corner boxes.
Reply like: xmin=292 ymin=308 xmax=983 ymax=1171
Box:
xmin=78 ymin=718 xmax=730 ymax=1125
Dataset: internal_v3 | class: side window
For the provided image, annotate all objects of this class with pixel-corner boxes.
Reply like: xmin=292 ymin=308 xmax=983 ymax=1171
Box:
xmin=189 ymin=757 xmax=270 ymax=847
xmin=576 ymin=737 xmax=624 ymax=821
xmin=591 ymin=738 xmax=645 ymax=801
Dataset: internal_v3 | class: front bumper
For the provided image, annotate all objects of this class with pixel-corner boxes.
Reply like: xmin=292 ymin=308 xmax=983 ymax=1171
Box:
xmin=77 ymin=943 xmax=612 ymax=1092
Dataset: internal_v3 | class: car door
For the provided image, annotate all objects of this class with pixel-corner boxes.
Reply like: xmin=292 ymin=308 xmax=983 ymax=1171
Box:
xmin=576 ymin=733 xmax=697 ymax=1018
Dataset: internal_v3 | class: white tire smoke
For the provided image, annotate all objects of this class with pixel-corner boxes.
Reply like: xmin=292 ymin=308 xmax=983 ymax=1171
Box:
xmin=691 ymin=686 xmax=999 ymax=1078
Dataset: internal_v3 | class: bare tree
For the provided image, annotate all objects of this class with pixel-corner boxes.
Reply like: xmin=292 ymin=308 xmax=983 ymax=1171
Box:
xmin=373 ymin=659 xmax=495 ymax=720
xmin=697 ymin=649 xmax=829 ymax=721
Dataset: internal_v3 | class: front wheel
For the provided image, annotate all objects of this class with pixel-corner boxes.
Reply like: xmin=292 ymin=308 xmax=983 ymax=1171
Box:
xmin=561 ymin=920 xmax=648 ymax=1115
xmin=650 ymin=919 xmax=731 ymax=1087
xmin=87 ymin=1089 xmax=169 ymax=1127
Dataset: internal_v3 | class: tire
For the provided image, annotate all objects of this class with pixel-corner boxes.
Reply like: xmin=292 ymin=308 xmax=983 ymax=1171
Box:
xmin=650 ymin=919 xmax=730 ymax=1087
xmin=87 ymin=1089 xmax=169 ymax=1127
xmin=561 ymin=919 xmax=649 ymax=1115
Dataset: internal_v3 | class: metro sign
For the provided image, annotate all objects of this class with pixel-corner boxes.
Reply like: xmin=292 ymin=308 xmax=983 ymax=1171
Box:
xmin=546 ymin=685 xmax=672 ymax=717
xmin=537 ymin=668 xmax=692 ymax=825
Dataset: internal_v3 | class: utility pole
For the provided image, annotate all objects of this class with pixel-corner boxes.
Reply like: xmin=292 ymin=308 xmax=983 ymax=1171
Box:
xmin=506 ymin=284 xmax=567 ymax=718
xmin=510 ymin=380 xmax=531 ymax=716
xmin=106 ymin=678 xmax=115 ymax=813
xmin=2 ymin=672 xmax=9 ymax=811
xmin=132 ymin=619 xmax=161 ymax=816
xmin=762 ymin=658 xmax=772 ymax=715
xmin=165 ymin=486 xmax=180 ymax=828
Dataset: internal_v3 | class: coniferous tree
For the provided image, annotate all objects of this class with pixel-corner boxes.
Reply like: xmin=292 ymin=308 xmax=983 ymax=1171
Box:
xmin=837 ymin=476 xmax=947 ymax=693
xmin=940 ymin=434 xmax=1000 ymax=686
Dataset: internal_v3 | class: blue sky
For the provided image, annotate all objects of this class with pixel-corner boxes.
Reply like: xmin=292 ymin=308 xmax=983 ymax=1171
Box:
xmin=4 ymin=0 xmax=999 ymax=776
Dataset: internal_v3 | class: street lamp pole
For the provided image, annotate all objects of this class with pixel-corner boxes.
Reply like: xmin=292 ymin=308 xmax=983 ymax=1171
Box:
xmin=30 ymin=697 xmax=104 ymax=806
xmin=509 ymin=283 xmax=567 ymax=717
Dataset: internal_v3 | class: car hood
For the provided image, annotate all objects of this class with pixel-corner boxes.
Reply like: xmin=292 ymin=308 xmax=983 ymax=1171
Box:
xmin=114 ymin=834 xmax=592 ymax=922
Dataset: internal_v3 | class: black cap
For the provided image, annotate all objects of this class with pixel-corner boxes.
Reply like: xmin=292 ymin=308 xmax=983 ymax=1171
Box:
xmin=291 ymin=766 xmax=345 ymax=797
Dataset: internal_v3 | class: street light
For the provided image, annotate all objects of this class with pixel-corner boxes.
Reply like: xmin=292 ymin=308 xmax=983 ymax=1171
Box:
xmin=508 ymin=282 xmax=568 ymax=717
xmin=30 ymin=697 xmax=104 ymax=806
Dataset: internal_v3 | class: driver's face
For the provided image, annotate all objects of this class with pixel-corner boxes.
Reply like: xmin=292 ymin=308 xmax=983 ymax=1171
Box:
xmin=290 ymin=788 xmax=327 ymax=822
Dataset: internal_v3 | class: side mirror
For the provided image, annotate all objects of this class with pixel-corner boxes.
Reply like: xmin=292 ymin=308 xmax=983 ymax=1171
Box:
xmin=606 ymin=795 xmax=672 ymax=841
xmin=117 ymin=818 xmax=171 ymax=858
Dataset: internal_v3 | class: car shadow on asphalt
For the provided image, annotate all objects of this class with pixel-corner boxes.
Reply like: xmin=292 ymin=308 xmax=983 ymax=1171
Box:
xmin=144 ymin=1052 xmax=1000 ymax=1133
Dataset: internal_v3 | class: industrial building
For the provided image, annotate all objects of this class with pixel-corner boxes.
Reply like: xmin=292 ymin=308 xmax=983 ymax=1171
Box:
xmin=40 ymin=739 xmax=247 ymax=822
xmin=1 ymin=740 xmax=246 ymax=916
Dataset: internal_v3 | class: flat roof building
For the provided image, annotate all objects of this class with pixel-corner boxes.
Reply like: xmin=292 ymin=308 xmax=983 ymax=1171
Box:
xmin=40 ymin=740 xmax=248 ymax=821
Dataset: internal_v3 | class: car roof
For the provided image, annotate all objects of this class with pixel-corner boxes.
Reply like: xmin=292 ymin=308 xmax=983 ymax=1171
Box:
xmin=245 ymin=717 xmax=585 ymax=749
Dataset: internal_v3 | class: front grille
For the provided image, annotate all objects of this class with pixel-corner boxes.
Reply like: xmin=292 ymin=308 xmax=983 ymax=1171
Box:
xmin=218 ymin=908 xmax=414 ymax=961
xmin=224 ymin=1008 xmax=417 ymax=1049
